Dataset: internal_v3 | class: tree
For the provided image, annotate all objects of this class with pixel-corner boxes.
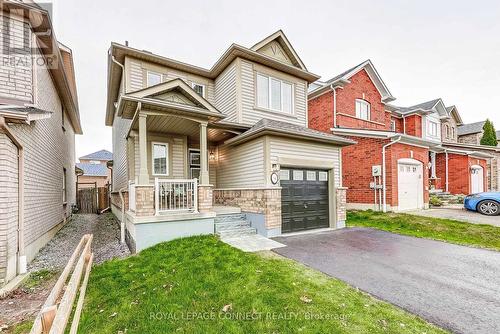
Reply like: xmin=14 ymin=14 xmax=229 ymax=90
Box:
xmin=480 ymin=119 xmax=498 ymax=146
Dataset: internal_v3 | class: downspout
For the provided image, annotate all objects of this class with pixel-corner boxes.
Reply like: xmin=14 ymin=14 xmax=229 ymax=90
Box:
xmin=330 ymin=84 xmax=337 ymax=128
xmin=111 ymin=55 xmax=126 ymax=94
xmin=382 ymin=135 xmax=402 ymax=212
xmin=402 ymin=115 xmax=406 ymax=134
xmin=0 ymin=116 xmax=26 ymax=274
xmin=118 ymin=187 xmax=127 ymax=244
xmin=445 ymin=149 xmax=449 ymax=192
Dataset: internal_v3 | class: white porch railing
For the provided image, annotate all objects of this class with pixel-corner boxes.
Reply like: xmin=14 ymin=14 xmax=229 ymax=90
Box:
xmin=129 ymin=181 xmax=136 ymax=212
xmin=155 ymin=178 xmax=198 ymax=215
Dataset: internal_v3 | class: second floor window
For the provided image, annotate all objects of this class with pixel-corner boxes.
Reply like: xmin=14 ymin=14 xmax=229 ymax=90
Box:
xmin=152 ymin=142 xmax=169 ymax=176
xmin=451 ymin=127 xmax=455 ymax=138
xmin=355 ymin=99 xmax=370 ymax=120
xmin=390 ymin=120 xmax=396 ymax=131
xmin=428 ymin=121 xmax=439 ymax=137
xmin=147 ymin=71 xmax=162 ymax=87
xmin=192 ymin=83 xmax=205 ymax=97
xmin=256 ymin=73 xmax=293 ymax=114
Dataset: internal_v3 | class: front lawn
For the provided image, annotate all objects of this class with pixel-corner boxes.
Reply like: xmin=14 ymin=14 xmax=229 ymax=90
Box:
xmin=79 ymin=236 xmax=446 ymax=333
xmin=347 ymin=210 xmax=500 ymax=251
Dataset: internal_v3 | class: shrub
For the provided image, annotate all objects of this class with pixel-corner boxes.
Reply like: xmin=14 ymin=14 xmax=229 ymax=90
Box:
xmin=429 ymin=195 xmax=443 ymax=207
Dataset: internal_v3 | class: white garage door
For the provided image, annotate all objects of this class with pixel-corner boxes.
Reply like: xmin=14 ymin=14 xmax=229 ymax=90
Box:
xmin=397 ymin=159 xmax=424 ymax=211
xmin=471 ymin=165 xmax=484 ymax=194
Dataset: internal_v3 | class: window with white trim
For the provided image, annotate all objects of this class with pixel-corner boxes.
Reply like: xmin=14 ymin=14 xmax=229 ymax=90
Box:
xmin=146 ymin=71 xmax=162 ymax=87
xmin=256 ymin=73 xmax=293 ymax=113
xmin=152 ymin=142 xmax=169 ymax=176
xmin=390 ymin=120 xmax=396 ymax=131
xmin=428 ymin=121 xmax=438 ymax=137
xmin=355 ymin=99 xmax=370 ymax=120
xmin=192 ymin=83 xmax=205 ymax=97
xmin=62 ymin=168 xmax=67 ymax=203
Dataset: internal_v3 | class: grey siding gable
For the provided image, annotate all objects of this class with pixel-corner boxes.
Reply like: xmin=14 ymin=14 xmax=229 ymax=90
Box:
xmin=239 ymin=60 xmax=308 ymax=127
xmin=214 ymin=61 xmax=237 ymax=122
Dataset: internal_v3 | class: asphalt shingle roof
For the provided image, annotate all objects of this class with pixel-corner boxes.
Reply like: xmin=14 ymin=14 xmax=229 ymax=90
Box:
xmin=391 ymin=99 xmax=441 ymax=114
xmin=323 ymin=60 xmax=368 ymax=85
xmin=76 ymin=163 xmax=109 ymax=177
xmin=79 ymin=149 xmax=113 ymax=161
xmin=457 ymin=121 xmax=486 ymax=136
xmin=226 ymin=118 xmax=356 ymax=146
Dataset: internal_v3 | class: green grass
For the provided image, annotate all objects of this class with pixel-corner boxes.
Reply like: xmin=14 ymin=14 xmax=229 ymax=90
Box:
xmin=79 ymin=236 xmax=446 ymax=334
xmin=7 ymin=320 xmax=33 ymax=334
xmin=347 ymin=210 xmax=500 ymax=251
xmin=22 ymin=269 xmax=58 ymax=289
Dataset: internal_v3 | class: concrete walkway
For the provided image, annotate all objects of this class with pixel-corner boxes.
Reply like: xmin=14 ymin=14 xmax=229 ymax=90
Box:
xmin=408 ymin=207 xmax=500 ymax=227
xmin=222 ymin=234 xmax=285 ymax=252
xmin=273 ymin=228 xmax=500 ymax=334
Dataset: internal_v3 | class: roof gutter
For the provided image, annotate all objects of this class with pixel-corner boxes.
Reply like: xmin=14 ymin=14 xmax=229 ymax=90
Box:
xmin=0 ymin=117 xmax=26 ymax=275
xmin=382 ymin=135 xmax=402 ymax=212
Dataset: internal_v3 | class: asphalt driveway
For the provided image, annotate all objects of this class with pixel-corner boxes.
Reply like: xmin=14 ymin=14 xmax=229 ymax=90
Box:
xmin=273 ymin=228 xmax=500 ymax=334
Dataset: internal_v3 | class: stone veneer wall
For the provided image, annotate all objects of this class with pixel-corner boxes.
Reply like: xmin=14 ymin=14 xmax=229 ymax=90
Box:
xmin=198 ymin=186 xmax=213 ymax=213
xmin=135 ymin=186 xmax=155 ymax=216
xmin=336 ymin=187 xmax=347 ymax=225
xmin=213 ymin=189 xmax=281 ymax=230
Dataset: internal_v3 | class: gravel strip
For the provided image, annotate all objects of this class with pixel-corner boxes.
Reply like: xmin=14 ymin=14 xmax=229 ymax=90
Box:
xmin=29 ymin=213 xmax=130 ymax=271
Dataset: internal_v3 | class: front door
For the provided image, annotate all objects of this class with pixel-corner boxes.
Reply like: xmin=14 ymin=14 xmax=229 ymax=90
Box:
xmin=280 ymin=169 xmax=329 ymax=233
xmin=471 ymin=165 xmax=484 ymax=194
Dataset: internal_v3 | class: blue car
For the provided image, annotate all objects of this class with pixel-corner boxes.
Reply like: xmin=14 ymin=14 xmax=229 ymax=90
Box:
xmin=464 ymin=192 xmax=500 ymax=216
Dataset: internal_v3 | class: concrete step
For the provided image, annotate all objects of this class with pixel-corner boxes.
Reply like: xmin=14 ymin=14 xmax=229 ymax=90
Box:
xmin=214 ymin=213 xmax=247 ymax=223
xmin=218 ymin=227 xmax=257 ymax=238
xmin=215 ymin=220 xmax=251 ymax=232
xmin=213 ymin=206 xmax=241 ymax=215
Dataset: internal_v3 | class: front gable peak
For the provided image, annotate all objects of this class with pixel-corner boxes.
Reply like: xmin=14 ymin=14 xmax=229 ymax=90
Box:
xmin=250 ymin=30 xmax=307 ymax=71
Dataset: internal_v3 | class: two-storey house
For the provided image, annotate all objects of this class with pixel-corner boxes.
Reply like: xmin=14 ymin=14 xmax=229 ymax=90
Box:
xmin=106 ymin=31 xmax=354 ymax=252
xmin=0 ymin=1 xmax=81 ymax=286
xmin=76 ymin=149 xmax=113 ymax=188
xmin=308 ymin=60 xmax=491 ymax=212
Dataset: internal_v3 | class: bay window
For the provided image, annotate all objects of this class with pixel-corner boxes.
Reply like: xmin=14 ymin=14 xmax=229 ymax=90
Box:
xmin=256 ymin=73 xmax=293 ymax=113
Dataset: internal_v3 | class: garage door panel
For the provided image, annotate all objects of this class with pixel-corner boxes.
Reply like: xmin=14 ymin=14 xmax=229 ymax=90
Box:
xmin=281 ymin=168 xmax=330 ymax=233
xmin=397 ymin=160 xmax=423 ymax=211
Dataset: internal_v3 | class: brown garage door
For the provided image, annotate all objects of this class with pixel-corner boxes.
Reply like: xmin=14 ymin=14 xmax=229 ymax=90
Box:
xmin=281 ymin=169 xmax=329 ymax=233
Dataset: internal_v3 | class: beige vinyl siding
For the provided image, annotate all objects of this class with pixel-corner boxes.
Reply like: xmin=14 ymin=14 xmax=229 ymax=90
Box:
xmin=133 ymin=133 xmax=187 ymax=183
xmin=269 ymin=137 xmax=342 ymax=187
xmin=214 ymin=61 xmax=237 ymax=121
xmin=126 ymin=57 xmax=215 ymax=104
xmin=112 ymin=116 xmax=132 ymax=191
xmin=240 ymin=60 xmax=308 ymax=127
xmin=0 ymin=133 xmax=19 ymax=285
xmin=216 ymin=138 xmax=265 ymax=188
xmin=8 ymin=44 xmax=76 ymax=249
xmin=0 ymin=14 xmax=33 ymax=103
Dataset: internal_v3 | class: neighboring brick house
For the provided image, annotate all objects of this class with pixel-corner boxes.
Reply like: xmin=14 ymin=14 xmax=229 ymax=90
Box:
xmin=76 ymin=149 xmax=112 ymax=187
xmin=308 ymin=60 xmax=490 ymax=212
xmin=0 ymin=1 xmax=82 ymax=286
xmin=107 ymin=30 xmax=354 ymax=252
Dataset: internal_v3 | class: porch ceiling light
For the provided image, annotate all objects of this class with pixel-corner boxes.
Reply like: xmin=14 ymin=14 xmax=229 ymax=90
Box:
xmin=209 ymin=150 xmax=215 ymax=161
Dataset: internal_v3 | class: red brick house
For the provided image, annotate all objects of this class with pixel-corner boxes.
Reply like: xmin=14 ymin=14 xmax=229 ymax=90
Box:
xmin=308 ymin=60 xmax=491 ymax=212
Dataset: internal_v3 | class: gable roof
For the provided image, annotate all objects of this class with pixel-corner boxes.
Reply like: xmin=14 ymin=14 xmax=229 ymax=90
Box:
xmin=117 ymin=79 xmax=225 ymax=122
xmin=250 ymin=30 xmax=307 ymax=71
xmin=446 ymin=105 xmax=463 ymax=125
xmin=457 ymin=121 xmax=486 ymax=136
xmin=391 ymin=98 xmax=448 ymax=117
xmin=224 ymin=118 xmax=355 ymax=147
xmin=308 ymin=60 xmax=395 ymax=102
xmin=106 ymin=31 xmax=320 ymax=126
xmin=76 ymin=163 xmax=109 ymax=177
xmin=80 ymin=149 xmax=113 ymax=161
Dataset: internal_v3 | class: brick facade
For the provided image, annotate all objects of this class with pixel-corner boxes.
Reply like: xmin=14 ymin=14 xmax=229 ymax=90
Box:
xmin=405 ymin=115 xmax=422 ymax=137
xmin=308 ymin=70 xmax=390 ymax=133
xmin=436 ymin=153 xmax=488 ymax=194
xmin=197 ymin=185 xmax=213 ymax=213
xmin=135 ymin=186 xmax=154 ymax=217
xmin=213 ymin=189 xmax=281 ymax=229
xmin=110 ymin=191 xmax=129 ymax=211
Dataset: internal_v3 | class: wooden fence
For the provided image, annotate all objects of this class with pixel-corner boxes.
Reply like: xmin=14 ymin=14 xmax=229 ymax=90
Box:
xmin=76 ymin=182 xmax=110 ymax=214
xmin=30 ymin=234 xmax=93 ymax=334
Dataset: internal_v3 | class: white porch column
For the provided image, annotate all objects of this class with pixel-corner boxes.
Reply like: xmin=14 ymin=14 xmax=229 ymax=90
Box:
xmin=138 ymin=113 xmax=150 ymax=184
xmin=199 ymin=122 xmax=209 ymax=185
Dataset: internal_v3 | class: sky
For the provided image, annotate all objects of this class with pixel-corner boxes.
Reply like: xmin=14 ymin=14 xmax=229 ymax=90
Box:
xmin=50 ymin=0 xmax=500 ymax=159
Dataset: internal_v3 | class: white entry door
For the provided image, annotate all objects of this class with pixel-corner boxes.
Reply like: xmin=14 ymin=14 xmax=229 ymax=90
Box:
xmin=397 ymin=159 xmax=424 ymax=211
xmin=470 ymin=165 xmax=484 ymax=194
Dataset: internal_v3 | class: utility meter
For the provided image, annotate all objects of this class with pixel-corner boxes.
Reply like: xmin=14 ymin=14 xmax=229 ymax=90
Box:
xmin=372 ymin=165 xmax=382 ymax=177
